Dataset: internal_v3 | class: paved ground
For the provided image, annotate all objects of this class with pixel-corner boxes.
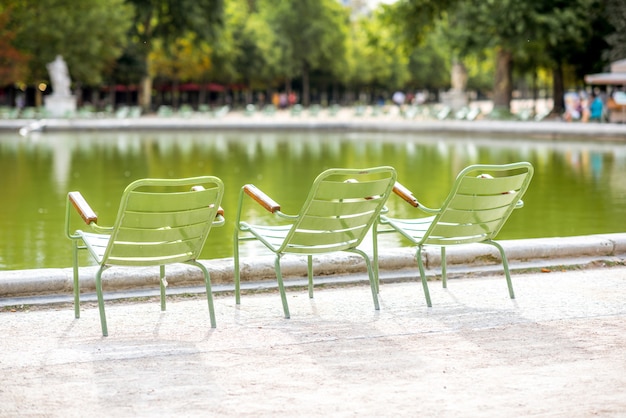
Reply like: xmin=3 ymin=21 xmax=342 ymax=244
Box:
xmin=2 ymin=265 xmax=626 ymax=417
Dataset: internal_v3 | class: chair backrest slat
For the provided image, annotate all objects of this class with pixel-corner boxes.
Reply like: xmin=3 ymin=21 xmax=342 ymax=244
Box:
xmin=422 ymin=163 xmax=533 ymax=245
xmin=125 ymin=188 xmax=220 ymax=212
xmin=447 ymin=192 xmax=520 ymax=211
xmin=457 ymin=172 xmax=529 ymax=195
xmin=119 ymin=206 xmax=214 ymax=229
xmin=438 ymin=206 xmax=513 ymax=225
xmin=103 ymin=176 xmax=224 ymax=266
xmin=114 ymin=223 xmax=208 ymax=243
xmin=315 ymin=177 xmax=396 ymax=200
xmin=305 ymin=198 xmax=382 ymax=218
xmin=281 ymin=167 xmax=396 ymax=254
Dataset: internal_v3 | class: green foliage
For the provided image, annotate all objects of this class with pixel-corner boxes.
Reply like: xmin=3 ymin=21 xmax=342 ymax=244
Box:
xmin=149 ymin=33 xmax=213 ymax=81
xmin=8 ymin=0 xmax=133 ymax=85
xmin=262 ymin=0 xmax=350 ymax=103
xmin=350 ymin=11 xmax=410 ymax=90
xmin=604 ymin=0 xmax=626 ymax=62
xmin=1 ymin=0 xmax=622 ymax=108
xmin=227 ymin=0 xmax=283 ymax=89
xmin=130 ymin=0 xmax=223 ymax=46
xmin=0 ymin=7 xmax=29 ymax=86
xmin=383 ymin=0 xmax=459 ymax=47
xmin=264 ymin=0 xmax=350 ymax=76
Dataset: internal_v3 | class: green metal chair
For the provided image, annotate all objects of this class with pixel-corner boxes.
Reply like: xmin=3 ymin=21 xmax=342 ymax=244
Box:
xmin=374 ymin=162 xmax=534 ymax=307
xmin=234 ymin=167 xmax=397 ymax=318
xmin=65 ymin=176 xmax=225 ymax=336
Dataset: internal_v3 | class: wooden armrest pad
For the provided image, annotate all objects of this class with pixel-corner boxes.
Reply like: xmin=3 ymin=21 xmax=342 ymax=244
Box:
xmin=393 ymin=182 xmax=419 ymax=207
xmin=217 ymin=206 xmax=224 ymax=217
xmin=244 ymin=184 xmax=281 ymax=213
xmin=68 ymin=191 xmax=98 ymax=225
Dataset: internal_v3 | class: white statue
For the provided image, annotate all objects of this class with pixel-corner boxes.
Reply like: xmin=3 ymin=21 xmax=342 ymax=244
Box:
xmin=46 ymin=55 xmax=71 ymax=97
xmin=451 ymin=61 xmax=468 ymax=92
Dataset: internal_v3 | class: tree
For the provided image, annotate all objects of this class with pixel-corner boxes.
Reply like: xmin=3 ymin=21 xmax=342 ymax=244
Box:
xmin=150 ymin=33 xmax=213 ymax=108
xmin=263 ymin=0 xmax=350 ymax=106
xmin=8 ymin=0 xmax=132 ymax=105
xmin=0 ymin=8 xmax=28 ymax=86
xmin=389 ymin=0 xmax=616 ymax=115
xmin=126 ymin=0 xmax=223 ymax=111
xmin=531 ymin=0 xmax=610 ymax=114
xmin=382 ymin=0 xmax=458 ymax=46
xmin=405 ymin=18 xmax=455 ymax=94
xmin=604 ymin=0 xmax=626 ymax=62
xmin=443 ymin=0 xmax=540 ymax=112
xmin=0 ymin=7 xmax=29 ymax=88
xmin=226 ymin=0 xmax=283 ymax=104
xmin=438 ymin=0 xmax=610 ymax=115
xmin=346 ymin=11 xmax=410 ymax=103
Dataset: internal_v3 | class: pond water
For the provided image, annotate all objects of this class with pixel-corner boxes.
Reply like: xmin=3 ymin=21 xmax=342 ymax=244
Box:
xmin=1 ymin=129 xmax=625 ymax=271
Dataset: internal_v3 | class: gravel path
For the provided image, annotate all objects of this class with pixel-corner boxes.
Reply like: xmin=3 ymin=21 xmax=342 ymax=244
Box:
xmin=2 ymin=266 xmax=626 ymax=417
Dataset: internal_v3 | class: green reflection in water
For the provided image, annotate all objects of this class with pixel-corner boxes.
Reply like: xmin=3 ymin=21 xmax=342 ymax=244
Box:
xmin=1 ymin=130 xmax=625 ymax=271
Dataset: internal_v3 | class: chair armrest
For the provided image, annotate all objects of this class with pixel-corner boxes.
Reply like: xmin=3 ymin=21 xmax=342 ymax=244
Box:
xmin=393 ymin=182 xmax=419 ymax=207
xmin=213 ymin=210 xmax=226 ymax=227
xmin=392 ymin=182 xmax=439 ymax=214
xmin=515 ymin=200 xmax=524 ymax=209
xmin=68 ymin=191 xmax=98 ymax=225
xmin=244 ymin=184 xmax=281 ymax=213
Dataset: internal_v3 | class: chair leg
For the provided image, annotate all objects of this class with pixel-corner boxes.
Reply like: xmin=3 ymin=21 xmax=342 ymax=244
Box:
xmin=95 ymin=266 xmax=109 ymax=337
xmin=352 ymin=249 xmax=380 ymax=311
xmin=233 ymin=229 xmax=241 ymax=305
xmin=72 ymin=240 xmax=80 ymax=319
xmin=307 ymin=255 xmax=314 ymax=299
xmin=372 ymin=223 xmax=380 ymax=294
xmin=159 ymin=265 xmax=166 ymax=311
xmin=441 ymin=246 xmax=447 ymax=288
xmin=190 ymin=261 xmax=216 ymax=328
xmin=274 ymin=255 xmax=290 ymax=319
xmin=416 ymin=246 xmax=432 ymax=307
xmin=489 ymin=240 xmax=515 ymax=299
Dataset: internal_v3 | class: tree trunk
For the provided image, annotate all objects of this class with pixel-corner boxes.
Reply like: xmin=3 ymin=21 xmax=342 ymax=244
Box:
xmin=199 ymin=83 xmax=207 ymax=106
xmin=139 ymin=75 xmax=152 ymax=113
xmin=532 ymin=68 xmax=538 ymax=115
xmin=35 ymin=89 xmax=42 ymax=108
xmin=74 ymin=83 xmax=83 ymax=107
xmin=173 ymin=79 xmax=180 ymax=109
xmin=302 ymin=61 xmax=310 ymax=107
xmin=493 ymin=48 xmax=513 ymax=111
xmin=552 ymin=62 xmax=565 ymax=115
xmin=107 ymin=83 xmax=115 ymax=110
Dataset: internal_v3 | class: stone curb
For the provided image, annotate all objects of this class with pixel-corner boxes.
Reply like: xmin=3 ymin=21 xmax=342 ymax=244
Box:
xmin=1 ymin=233 xmax=625 ymax=300
xmin=2 ymin=117 xmax=626 ymax=140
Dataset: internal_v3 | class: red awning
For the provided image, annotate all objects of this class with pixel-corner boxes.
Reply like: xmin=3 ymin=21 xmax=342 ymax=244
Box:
xmin=101 ymin=85 xmax=138 ymax=92
xmin=160 ymin=83 xmax=225 ymax=92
